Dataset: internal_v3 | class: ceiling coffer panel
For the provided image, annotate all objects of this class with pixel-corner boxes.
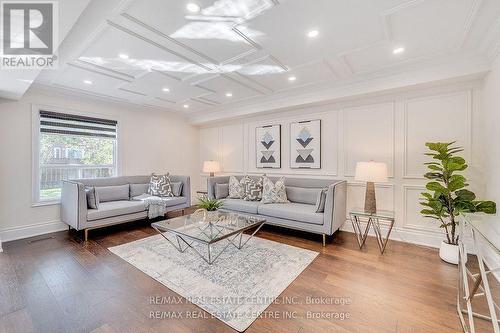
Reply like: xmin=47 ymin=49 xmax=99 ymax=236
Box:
xmin=123 ymin=0 xmax=277 ymax=64
xmin=78 ymin=24 xmax=210 ymax=80
xmin=120 ymin=71 xmax=213 ymax=102
xmin=53 ymin=66 xmax=144 ymax=101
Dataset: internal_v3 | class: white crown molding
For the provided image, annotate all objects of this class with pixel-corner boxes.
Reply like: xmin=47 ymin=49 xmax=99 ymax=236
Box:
xmin=189 ymin=55 xmax=490 ymax=125
xmin=29 ymin=83 xmax=187 ymax=118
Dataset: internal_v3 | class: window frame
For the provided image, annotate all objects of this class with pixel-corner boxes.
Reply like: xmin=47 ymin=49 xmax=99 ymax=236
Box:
xmin=31 ymin=104 xmax=121 ymax=206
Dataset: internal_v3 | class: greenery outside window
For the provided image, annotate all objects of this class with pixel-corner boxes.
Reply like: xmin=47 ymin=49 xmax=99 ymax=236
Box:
xmin=34 ymin=108 xmax=118 ymax=204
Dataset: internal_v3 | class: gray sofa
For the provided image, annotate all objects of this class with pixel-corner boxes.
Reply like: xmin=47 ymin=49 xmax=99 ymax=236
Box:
xmin=207 ymin=176 xmax=346 ymax=245
xmin=61 ymin=175 xmax=191 ymax=241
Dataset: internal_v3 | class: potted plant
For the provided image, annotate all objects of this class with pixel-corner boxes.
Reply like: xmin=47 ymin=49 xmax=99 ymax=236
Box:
xmin=420 ymin=142 xmax=496 ymax=264
xmin=197 ymin=196 xmax=224 ymax=222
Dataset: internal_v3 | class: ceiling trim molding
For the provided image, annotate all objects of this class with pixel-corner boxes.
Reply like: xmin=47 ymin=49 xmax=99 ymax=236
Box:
xmin=233 ymin=72 xmax=274 ymax=94
xmin=67 ymin=62 xmax=133 ymax=82
xmin=106 ymin=20 xmax=213 ymax=71
xmin=188 ymin=56 xmax=489 ymax=124
xmin=118 ymin=87 xmax=147 ymax=96
xmin=458 ymin=0 xmax=483 ymax=50
xmin=75 ymin=59 xmax=137 ymax=80
xmin=154 ymin=96 xmax=176 ymax=104
xmin=120 ymin=12 xmax=219 ymax=65
xmin=194 ymin=97 xmax=219 ymax=106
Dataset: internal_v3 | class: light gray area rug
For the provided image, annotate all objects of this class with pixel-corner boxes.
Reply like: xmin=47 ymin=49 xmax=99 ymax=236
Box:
xmin=109 ymin=234 xmax=318 ymax=332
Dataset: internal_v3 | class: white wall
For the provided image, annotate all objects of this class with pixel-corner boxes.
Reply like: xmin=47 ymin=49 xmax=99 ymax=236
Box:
xmin=482 ymin=56 xmax=500 ymax=205
xmin=199 ymin=80 xmax=485 ymax=248
xmin=0 ymin=88 xmax=200 ymax=243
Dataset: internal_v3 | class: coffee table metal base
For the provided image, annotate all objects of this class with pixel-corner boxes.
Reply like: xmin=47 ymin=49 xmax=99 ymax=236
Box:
xmin=152 ymin=222 xmax=265 ymax=265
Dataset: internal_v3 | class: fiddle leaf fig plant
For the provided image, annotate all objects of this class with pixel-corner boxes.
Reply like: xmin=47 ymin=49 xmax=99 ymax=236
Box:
xmin=420 ymin=142 xmax=496 ymax=245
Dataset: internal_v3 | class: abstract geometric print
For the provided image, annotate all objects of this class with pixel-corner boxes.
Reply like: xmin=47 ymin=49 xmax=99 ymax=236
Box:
xmin=290 ymin=120 xmax=321 ymax=169
xmin=256 ymin=125 xmax=281 ymax=168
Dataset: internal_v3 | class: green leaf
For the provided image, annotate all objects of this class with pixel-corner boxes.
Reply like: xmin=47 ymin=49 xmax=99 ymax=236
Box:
xmin=475 ymin=201 xmax=497 ymax=214
xmin=426 ymin=182 xmax=449 ymax=194
xmin=427 ymin=165 xmax=442 ymax=171
xmin=420 ymin=209 xmax=437 ymax=215
xmin=456 ymin=189 xmax=476 ymax=201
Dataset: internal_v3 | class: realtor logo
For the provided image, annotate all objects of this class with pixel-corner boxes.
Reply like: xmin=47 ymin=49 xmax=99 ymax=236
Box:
xmin=1 ymin=1 xmax=58 ymax=69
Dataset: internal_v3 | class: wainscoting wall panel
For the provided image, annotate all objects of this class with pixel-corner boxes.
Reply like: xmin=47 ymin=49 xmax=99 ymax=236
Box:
xmin=343 ymin=102 xmax=395 ymax=177
xmin=404 ymin=91 xmax=471 ymax=179
xmin=198 ymin=84 xmax=482 ymax=248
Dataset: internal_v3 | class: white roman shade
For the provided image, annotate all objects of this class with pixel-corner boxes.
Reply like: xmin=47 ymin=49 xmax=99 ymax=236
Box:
xmin=39 ymin=110 xmax=117 ymax=139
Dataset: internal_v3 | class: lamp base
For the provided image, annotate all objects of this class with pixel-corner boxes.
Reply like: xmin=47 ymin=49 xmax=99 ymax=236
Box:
xmin=364 ymin=181 xmax=377 ymax=214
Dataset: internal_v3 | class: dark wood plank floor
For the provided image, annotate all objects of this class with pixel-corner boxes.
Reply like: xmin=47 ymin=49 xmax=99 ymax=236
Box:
xmin=0 ymin=210 xmax=496 ymax=333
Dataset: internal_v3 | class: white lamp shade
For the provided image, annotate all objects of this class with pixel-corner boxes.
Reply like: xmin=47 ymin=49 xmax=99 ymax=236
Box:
xmin=354 ymin=161 xmax=388 ymax=183
xmin=202 ymin=160 xmax=220 ymax=173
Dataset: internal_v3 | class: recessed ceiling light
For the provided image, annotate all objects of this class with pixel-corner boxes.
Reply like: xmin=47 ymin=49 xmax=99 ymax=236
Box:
xmin=183 ymin=104 xmax=190 ymax=109
xmin=162 ymin=87 xmax=170 ymax=92
xmin=186 ymin=3 xmax=200 ymax=13
xmin=118 ymin=53 xmax=129 ymax=59
xmin=83 ymin=80 xmax=92 ymax=85
xmin=288 ymin=76 xmax=296 ymax=82
xmin=393 ymin=47 xmax=405 ymax=55
xmin=307 ymin=30 xmax=319 ymax=38
xmin=225 ymin=92 xmax=233 ymax=97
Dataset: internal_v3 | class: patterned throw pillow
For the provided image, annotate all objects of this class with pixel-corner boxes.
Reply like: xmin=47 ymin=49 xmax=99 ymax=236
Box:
xmin=243 ymin=176 xmax=263 ymax=201
xmin=148 ymin=173 xmax=173 ymax=197
xmin=228 ymin=176 xmax=246 ymax=198
xmin=261 ymin=176 xmax=289 ymax=204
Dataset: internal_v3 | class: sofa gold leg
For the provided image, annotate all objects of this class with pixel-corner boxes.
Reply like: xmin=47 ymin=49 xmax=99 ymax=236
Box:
xmin=322 ymin=234 xmax=326 ymax=247
xmin=181 ymin=209 xmax=185 ymax=216
xmin=84 ymin=229 xmax=88 ymax=242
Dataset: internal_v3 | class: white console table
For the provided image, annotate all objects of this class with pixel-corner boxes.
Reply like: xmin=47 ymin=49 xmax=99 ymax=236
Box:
xmin=458 ymin=215 xmax=500 ymax=333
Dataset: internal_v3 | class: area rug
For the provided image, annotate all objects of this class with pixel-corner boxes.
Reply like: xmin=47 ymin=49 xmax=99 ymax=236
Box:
xmin=108 ymin=234 xmax=318 ymax=332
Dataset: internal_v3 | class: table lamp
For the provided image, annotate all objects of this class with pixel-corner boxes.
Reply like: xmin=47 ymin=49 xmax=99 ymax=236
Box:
xmin=355 ymin=161 xmax=388 ymax=214
xmin=203 ymin=160 xmax=220 ymax=177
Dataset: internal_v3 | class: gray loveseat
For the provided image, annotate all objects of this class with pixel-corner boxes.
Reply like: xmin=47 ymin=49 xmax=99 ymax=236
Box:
xmin=207 ymin=176 xmax=346 ymax=245
xmin=61 ymin=175 xmax=191 ymax=241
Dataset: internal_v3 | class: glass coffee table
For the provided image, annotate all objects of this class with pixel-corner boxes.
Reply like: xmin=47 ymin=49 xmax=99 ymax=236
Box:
xmin=151 ymin=210 xmax=266 ymax=265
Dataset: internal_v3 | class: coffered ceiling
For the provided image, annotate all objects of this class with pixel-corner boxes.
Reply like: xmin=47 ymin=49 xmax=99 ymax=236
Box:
xmin=32 ymin=0 xmax=500 ymax=121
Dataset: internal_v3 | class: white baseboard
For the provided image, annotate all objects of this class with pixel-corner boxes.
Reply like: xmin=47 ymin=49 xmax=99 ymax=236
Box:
xmin=340 ymin=219 xmax=474 ymax=250
xmin=0 ymin=220 xmax=67 ymax=243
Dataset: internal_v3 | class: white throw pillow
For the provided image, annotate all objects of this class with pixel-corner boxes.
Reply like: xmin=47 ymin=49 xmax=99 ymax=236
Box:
xmin=228 ymin=176 xmax=246 ymax=199
xmin=261 ymin=176 xmax=289 ymax=204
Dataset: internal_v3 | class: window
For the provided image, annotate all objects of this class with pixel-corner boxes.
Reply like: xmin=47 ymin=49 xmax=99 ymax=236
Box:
xmin=34 ymin=109 xmax=118 ymax=203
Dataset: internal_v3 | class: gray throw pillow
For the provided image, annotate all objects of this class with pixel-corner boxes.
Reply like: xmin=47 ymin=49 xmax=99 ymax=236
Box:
xmin=130 ymin=183 xmax=149 ymax=197
xmin=215 ymin=183 xmax=229 ymax=199
xmin=95 ymin=184 xmax=129 ymax=202
xmin=315 ymin=188 xmax=328 ymax=213
xmin=85 ymin=186 xmax=99 ymax=209
xmin=171 ymin=182 xmax=183 ymax=197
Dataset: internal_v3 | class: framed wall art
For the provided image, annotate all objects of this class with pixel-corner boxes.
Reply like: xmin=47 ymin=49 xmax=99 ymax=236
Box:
xmin=290 ymin=119 xmax=321 ymax=169
xmin=256 ymin=124 xmax=281 ymax=168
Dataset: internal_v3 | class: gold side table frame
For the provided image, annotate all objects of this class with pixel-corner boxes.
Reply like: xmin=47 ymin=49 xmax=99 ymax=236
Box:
xmin=349 ymin=209 xmax=395 ymax=254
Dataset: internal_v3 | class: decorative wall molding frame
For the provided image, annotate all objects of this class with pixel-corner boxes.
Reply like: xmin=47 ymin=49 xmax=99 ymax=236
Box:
xmin=200 ymin=84 xmax=478 ymax=247
xmin=402 ymin=184 xmax=439 ymax=233
xmin=403 ymin=90 xmax=472 ymax=179
xmin=342 ymin=102 xmax=395 ymax=177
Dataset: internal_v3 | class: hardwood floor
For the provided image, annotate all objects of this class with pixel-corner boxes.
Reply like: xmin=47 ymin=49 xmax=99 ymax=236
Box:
xmin=0 ymin=211 xmax=495 ymax=333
